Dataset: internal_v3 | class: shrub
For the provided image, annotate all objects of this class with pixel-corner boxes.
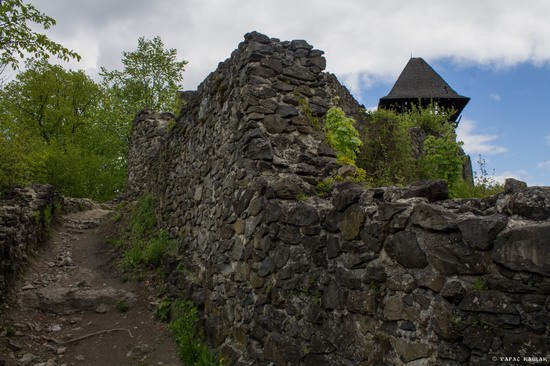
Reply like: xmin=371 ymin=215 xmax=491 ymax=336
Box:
xmin=325 ymin=107 xmax=362 ymax=164
xmin=169 ymin=300 xmax=223 ymax=365
xmin=359 ymin=108 xmax=415 ymax=186
xmin=112 ymin=195 xmax=177 ymax=277
xmin=419 ymin=122 xmax=466 ymax=190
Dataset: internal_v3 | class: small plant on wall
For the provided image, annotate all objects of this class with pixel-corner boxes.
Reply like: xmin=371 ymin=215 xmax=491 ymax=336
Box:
xmin=325 ymin=106 xmax=362 ymax=165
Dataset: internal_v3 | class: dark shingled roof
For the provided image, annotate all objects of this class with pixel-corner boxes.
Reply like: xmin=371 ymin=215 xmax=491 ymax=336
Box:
xmin=379 ymin=57 xmax=470 ymax=122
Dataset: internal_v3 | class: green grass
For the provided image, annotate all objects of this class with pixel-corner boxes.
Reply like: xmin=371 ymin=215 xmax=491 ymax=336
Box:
xmin=169 ymin=300 xmax=224 ymax=366
xmin=111 ymin=195 xmax=178 ymax=279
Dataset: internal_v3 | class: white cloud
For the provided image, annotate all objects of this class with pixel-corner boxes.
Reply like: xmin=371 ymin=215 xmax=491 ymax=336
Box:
xmin=545 ymin=133 xmax=550 ymax=146
xmin=30 ymin=0 xmax=550 ymax=90
xmin=456 ymin=119 xmax=508 ymax=155
xmin=488 ymin=93 xmax=502 ymax=102
xmin=538 ymin=161 xmax=550 ymax=170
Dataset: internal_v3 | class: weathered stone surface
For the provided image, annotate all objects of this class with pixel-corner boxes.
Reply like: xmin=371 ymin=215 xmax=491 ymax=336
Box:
xmin=271 ymin=178 xmax=301 ymax=200
xmin=504 ymin=178 xmax=527 ymax=194
xmin=339 ymin=204 xmax=365 ymax=240
xmin=21 ymin=287 xmax=137 ymax=314
xmin=410 ymin=203 xmax=457 ymax=231
xmin=332 ymin=188 xmax=363 ymax=212
xmin=403 ymin=179 xmax=449 ymax=202
xmin=392 ymin=338 xmax=431 ymax=363
xmin=285 ymin=202 xmax=319 ymax=227
xmin=245 ymin=138 xmax=273 ymax=160
xmin=462 ymin=326 xmax=495 ymax=352
xmin=440 ymin=280 xmax=467 ymax=304
xmin=459 ymin=291 xmax=518 ymax=314
xmin=262 ymin=114 xmax=287 ymax=133
xmin=417 ymin=231 xmax=489 ymax=275
xmin=263 ymin=332 xmax=303 ymax=365
xmin=377 ymin=202 xmax=409 ymax=221
xmin=509 ymin=187 xmax=550 ymax=221
xmin=0 ymin=185 xmax=62 ymax=302
xmin=347 ymin=291 xmax=376 ymax=314
xmin=383 ymin=296 xmax=419 ymax=321
xmin=492 ymin=222 xmax=550 ymax=276
xmin=282 ymin=65 xmax=317 ymax=81
xmin=384 ymin=231 xmax=428 ymax=268
xmin=458 ymin=214 xmax=507 ymax=250
xmin=437 ymin=341 xmax=470 ymax=362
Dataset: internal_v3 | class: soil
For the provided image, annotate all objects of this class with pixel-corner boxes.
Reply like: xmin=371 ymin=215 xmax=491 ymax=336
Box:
xmin=0 ymin=207 xmax=181 ymax=366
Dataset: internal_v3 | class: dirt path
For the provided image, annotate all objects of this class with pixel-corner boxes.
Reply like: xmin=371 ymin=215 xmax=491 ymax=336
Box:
xmin=0 ymin=208 xmax=181 ymax=366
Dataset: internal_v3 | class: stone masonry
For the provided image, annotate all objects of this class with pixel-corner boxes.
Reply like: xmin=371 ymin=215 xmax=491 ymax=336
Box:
xmin=0 ymin=185 xmax=62 ymax=302
xmin=127 ymin=32 xmax=550 ymax=365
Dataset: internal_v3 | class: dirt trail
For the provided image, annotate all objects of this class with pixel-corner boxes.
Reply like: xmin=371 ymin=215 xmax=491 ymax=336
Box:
xmin=0 ymin=208 xmax=181 ymax=366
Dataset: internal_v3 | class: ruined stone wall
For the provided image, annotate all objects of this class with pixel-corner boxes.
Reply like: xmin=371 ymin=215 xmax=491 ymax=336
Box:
xmin=127 ymin=32 xmax=550 ymax=365
xmin=0 ymin=185 xmax=62 ymax=302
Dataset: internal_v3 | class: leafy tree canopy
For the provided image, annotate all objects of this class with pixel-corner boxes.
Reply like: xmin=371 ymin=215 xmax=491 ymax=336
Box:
xmin=0 ymin=59 xmax=126 ymax=200
xmin=100 ymin=36 xmax=187 ymax=116
xmin=0 ymin=0 xmax=80 ymax=77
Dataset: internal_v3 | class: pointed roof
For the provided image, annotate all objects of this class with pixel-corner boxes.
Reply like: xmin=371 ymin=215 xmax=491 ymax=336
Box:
xmin=378 ymin=57 xmax=469 ymax=122
xmin=381 ymin=57 xmax=467 ymax=100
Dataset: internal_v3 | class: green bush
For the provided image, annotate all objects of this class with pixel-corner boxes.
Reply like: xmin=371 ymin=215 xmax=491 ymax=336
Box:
xmin=325 ymin=106 xmax=362 ymax=164
xmin=359 ymin=108 xmax=415 ymax=186
xmin=316 ymin=177 xmax=334 ymax=198
xmin=418 ymin=123 xmax=466 ymax=190
xmin=112 ymin=195 xmax=178 ymax=277
xmin=0 ymin=136 xmax=28 ymax=192
xmin=169 ymin=300 xmax=223 ymax=365
xmin=450 ymin=155 xmax=504 ymax=198
xmin=357 ymin=105 xmax=483 ymax=198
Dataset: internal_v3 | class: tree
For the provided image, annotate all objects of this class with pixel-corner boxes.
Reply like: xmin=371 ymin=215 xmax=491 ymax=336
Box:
xmin=100 ymin=36 xmax=187 ymax=117
xmin=0 ymin=59 xmax=126 ymax=200
xmin=0 ymin=0 xmax=80 ymax=80
xmin=1 ymin=58 xmax=99 ymax=144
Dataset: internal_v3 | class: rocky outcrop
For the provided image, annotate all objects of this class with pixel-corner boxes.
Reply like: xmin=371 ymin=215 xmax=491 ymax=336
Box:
xmin=127 ymin=32 xmax=550 ymax=365
xmin=0 ymin=185 xmax=62 ymax=302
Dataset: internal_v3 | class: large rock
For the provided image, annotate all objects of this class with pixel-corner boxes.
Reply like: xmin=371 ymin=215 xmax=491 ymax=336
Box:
xmin=391 ymin=338 xmax=431 ymax=363
xmin=384 ymin=231 xmax=428 ymax=268
xmin=284 ymin=202 xmax=320 ymax=227
xmin=509 ymin=187 xmax=550 ymax=221
xmin=410 ymin=203 xmax=457 ymax=231
xmin=457 ymin=214 xmax=507 ymax=250
xmin=492 ymin=221 xmax=550 ymax=276
xmin=403 ymin=180 xmax=449 ymax=202
xmin=417 ymin=231 xmax=489 ymax=275
xmin=339 ymin=204 xmax=365 ymax=240
xmin=20 ymin=286 xmax=137 ymax=314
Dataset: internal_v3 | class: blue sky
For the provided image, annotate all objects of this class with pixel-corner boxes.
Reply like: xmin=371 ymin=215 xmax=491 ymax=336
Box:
xmin=27 ymin=0 xmax=550 ymax=186
xmin=359 ymin=61 xmax=550 ymax=186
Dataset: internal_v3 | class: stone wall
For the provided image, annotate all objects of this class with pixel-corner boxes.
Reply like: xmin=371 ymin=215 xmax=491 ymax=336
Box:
xmin=127 ymin=32 xmax=550 ymax=365
xmin=0 ymin=184 xmax=62 ymax=302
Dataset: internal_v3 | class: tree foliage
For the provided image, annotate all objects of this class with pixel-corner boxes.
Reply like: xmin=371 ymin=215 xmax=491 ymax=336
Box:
xmin=359 ymin=108 xmax=415 ymax=186
xmin=325 ymin=106 xmax=362 ymax=164
xmin=419 ymin=123 xmax=465 ymax=188
xmin=0 ymin=59 xmax=126 ymax=200
xmin=357 ymin=105 xmax=473 ymax=195
xmin=0 ymin=0 xmax=80 ymax=78
xmin=100 ymin=36 xmax=187 ymax=117
xmin=0 ymin=34 xmax=187 ymax=199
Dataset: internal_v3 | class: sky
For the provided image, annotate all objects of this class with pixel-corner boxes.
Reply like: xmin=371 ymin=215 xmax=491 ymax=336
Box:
xmin=26 ymin=0 xmax=550 ymax=186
